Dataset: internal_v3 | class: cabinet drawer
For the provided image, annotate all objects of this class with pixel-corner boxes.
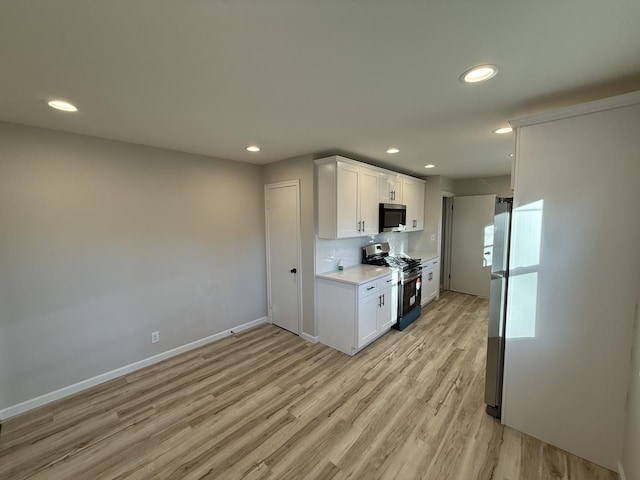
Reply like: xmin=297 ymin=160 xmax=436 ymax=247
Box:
xmin=379 ymin=275 xmax=396 ymax=290
xmin=358 ymin=280 xmax=379 ymax=298
xmin=421 ymin=258 xmax=439 ymax=269
xmin=359 ymin=275 xmax=394 ymax=299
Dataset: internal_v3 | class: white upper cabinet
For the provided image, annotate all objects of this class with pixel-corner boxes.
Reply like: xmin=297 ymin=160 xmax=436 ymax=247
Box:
xmin=335 ymin=162 xmax=360 ymax=238
xmin=356 ymin=166 xmax=380 ymax=236
xmin=379 ymin=173 xmax=403 ymax=204
xmin=317 ymin=157 xmax=380 ymax=239
xmin=316 ymin=155 xmax=424 ymax=239
xmin=403 ymin=177 xmax=425 ymax=231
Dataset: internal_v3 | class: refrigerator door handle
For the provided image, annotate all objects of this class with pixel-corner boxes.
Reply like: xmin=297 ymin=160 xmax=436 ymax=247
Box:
xmin=485 ymin=197 xmax=513 ymax=420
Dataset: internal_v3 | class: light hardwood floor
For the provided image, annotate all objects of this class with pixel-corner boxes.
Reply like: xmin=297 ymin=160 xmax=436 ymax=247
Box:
xmin=0 ymin=291 xmax=618 ymax=480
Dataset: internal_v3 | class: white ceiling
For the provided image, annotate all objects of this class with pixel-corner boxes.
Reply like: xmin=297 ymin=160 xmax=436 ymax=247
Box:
xmin=1 ymin=1 xmax=639 ymax=179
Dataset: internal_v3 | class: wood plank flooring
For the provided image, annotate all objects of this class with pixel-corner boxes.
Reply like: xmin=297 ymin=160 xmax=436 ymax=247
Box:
xmin=0 ymin=291 xmax=618 ymax=480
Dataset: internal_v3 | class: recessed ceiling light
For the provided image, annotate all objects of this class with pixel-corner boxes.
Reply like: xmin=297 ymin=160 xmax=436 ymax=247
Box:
xmin=246 ymin=145 xmax=261 ymax=152
xmin=460 ymin=64 xmax=499 ymax=83
xmin=386 ymin=148 xmax=400 ymax=154
xmin=47 ymin=99 xmax=78 ymax=112
xmin=424 ymin=164 xmax=435 ymax=169
xmin=493 ymin=127 xmax=513 ymax=134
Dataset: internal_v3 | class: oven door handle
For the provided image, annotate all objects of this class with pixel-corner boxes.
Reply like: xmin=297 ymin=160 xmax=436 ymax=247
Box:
xmin=403 ymin=273 xmax=422 ymax=283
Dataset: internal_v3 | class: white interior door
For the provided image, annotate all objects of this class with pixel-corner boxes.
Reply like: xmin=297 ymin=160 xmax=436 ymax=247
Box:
xmin=265 ymin=181 xmax=301 ymax=334
xmin=450 ymin=194 xmax=496 ymax=297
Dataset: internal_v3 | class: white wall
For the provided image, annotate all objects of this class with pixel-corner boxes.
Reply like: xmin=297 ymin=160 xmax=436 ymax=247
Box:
xmin=0 ymin=122 xmax=267 ymax=412
xmin=503 ymin=100 xmax=640 ymax=470
xmin=454 ymin=175 xmax=512 ymax=197
xmin=621 ymin=296 xmax=640 ymax=480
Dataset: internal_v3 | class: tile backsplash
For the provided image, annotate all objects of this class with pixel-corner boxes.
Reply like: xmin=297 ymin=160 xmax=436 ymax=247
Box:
xmin=315 ymin=232 xmax=409 ymax=274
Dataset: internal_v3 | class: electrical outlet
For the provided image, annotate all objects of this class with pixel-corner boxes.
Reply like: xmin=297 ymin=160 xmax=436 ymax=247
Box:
xmin=151 ymin=331 xmax=159 ymax=344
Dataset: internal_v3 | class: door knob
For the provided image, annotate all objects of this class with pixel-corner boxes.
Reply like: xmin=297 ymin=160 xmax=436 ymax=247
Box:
xmin=290 ymin=268 xmax=297 ymax=274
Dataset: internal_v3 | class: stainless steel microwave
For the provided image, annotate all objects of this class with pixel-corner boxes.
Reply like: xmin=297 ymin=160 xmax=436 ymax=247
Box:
xmin=379 ymin=203 xmax=407 ymax=232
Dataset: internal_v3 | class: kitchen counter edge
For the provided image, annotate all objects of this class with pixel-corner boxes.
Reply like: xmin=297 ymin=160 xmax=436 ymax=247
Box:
xmin=316 ymin=265 xmax=393 ymax=286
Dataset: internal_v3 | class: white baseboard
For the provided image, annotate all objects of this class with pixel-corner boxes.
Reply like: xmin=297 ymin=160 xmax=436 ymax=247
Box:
xmin=0 ymin=316 xmax=268 ymax=421
xmin=618 ymin=460 xmax=627 ymax=480
xmin=300 ymin=331 xmax=319 ymax=344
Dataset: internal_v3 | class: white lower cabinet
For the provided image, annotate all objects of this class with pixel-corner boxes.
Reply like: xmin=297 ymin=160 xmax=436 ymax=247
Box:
xmin=318 ymin=273 xmax=397 ymax=355
xmin=357 ymin=293 xmax=380 ymax=347
xmin=421 ymin=257 xmax=440 ymax=306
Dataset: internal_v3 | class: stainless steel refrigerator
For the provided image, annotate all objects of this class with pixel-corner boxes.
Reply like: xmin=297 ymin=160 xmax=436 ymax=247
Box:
xmin=484 ymin=197 xmax=513 ymax=419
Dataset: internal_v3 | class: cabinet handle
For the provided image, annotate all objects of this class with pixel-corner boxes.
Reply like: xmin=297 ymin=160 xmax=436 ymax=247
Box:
xmin=367 ymin=285 xmax=375 ymax=290
xmin=362 ymin=220 xmax=365 ymax=232
xmin=357 ymin=221 xmax=361 ymax=232
xmin=382 ymin=294 xmax=385 ymax=306
xmin=378 ymin=295 xmax=382 ymax=307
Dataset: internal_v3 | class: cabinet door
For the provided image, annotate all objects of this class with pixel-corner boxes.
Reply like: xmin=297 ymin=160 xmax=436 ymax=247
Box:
xmin=358 ymin=294 xmax=379 ymax=348
xmin=336 ymin=163 xmax=360 ymax=238
xmin=425 ymin=267 xmax=436 ymax=301
xmin=421 ymin=262 xmax=440 ymax=305
xmin=413 ymin=181 xmax=425 ymax=230
xmin=403 ymin=179 xmax=425 ymax=231
xmin=359 ymin=167 xmax=380 ymax=235
xmin=378 ymin=286 xmax=396 ymax=330
xmin=429 ymin=264 xmax=440 ymax=300
xmin=379 ymin=173 xmax=393 ymax=203
xmin=388 ymin=277 xmax=398 ymax=324
xmin=379 ymin=174 xmax=403 ymax=204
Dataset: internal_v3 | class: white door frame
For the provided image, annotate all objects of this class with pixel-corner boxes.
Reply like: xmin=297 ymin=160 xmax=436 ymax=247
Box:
xmin=441 ymin=192 xmax=455 ymax=291
xmin=264 ymin=180 xmax=303 ymax=335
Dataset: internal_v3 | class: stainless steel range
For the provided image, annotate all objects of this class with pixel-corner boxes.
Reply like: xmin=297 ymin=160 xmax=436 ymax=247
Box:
xmin=362 ymin=242 xmax=422 ymax=330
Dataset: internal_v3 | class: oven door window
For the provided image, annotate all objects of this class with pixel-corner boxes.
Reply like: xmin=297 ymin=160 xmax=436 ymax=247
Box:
xmin=402 ymin=277 xmax=422 ymax=314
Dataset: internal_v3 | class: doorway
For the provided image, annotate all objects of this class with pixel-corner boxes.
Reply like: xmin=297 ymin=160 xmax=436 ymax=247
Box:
xmin=265 ymin=180 xmax=302 ymax=335
xmin=440 ymin=193 xmax=454 ymax=291
xmin=449 ymin=194 xmax=496 ymax=298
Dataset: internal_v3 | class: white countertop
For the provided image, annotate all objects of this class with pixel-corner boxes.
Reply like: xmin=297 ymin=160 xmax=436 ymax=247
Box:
xmin=407 ymin=251 xmax=439 ymax=262
xmin=316 ymin=265 xmax=392 ymax=285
